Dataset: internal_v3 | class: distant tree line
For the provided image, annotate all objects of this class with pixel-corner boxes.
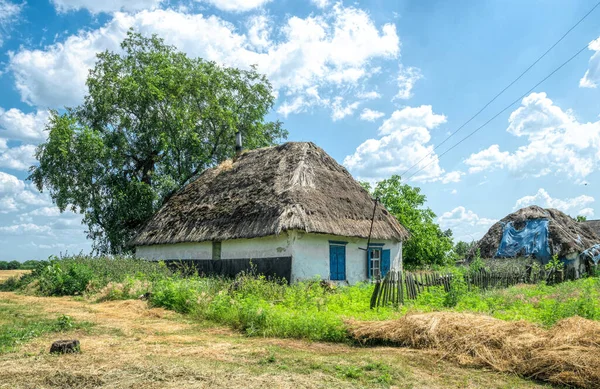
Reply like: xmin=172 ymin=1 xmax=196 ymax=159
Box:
xmin=0 ymin=260 xmax=40 ymax=270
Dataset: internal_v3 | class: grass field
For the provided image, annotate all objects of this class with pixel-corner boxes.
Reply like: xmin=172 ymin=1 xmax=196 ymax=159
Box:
xmin=0 ymin=289 xmax=552 ymax=389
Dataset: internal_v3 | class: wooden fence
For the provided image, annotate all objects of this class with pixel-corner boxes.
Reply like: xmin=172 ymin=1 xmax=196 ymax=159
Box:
xmin=370 ymin=266 xmax=578 ymax=309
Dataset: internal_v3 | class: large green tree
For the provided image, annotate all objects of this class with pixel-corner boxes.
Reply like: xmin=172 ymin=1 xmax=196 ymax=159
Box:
xmin=365 ymin=175 xmax=454 ymax=268
xmin=30 ymin=31 xmax=287 ymax=254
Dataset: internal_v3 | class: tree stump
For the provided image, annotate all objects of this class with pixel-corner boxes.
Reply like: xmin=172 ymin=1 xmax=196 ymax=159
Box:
xmin=50 ymin=339 xmax=80 ymax=354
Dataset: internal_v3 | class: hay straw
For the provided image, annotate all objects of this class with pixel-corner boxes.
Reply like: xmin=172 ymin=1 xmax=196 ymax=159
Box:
xmin=347 ymin=312 xmax=600 ymax=388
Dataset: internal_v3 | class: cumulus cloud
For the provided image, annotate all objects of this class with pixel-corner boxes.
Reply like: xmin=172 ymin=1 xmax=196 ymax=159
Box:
xmin=579 ymin=208 xmax=595 ymax=218
xmin=394 ymin=65 xmax=422 ymax=100
xmin=437 ymin=206 xmax=497 ymax=242
xmin=465 ymin=92 xmax=600 ymax=180
xmin=378 ymin=105 xmax=446 ymax=135
xmin=514 ymin=188 xmax=594 ymax=216
xmin=344 ymin=106 xmax=461 ymax=183
xmin=0 ymin=144 xmax=37 ymax=171
xmin=51 ymin=0 xmax=163 ymax=14
xmin=0 ymin=172 xmax=48 ymax=213
xmin=0 ymin=0 xmax=22 ymax=47
xmin=579 ymin=37 xmax=600 ymax=88
xmin=9 ymin=5 xmax=399 ymax=115
xmin=0 ymin=108 xmax=50 ymax=144
xmin=359 ymin=108 xmax=385 ymax=122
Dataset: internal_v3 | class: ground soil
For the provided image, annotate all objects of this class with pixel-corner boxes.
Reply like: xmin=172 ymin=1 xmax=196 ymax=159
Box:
xmin=0 ymin=288 xmax=555 ymax=388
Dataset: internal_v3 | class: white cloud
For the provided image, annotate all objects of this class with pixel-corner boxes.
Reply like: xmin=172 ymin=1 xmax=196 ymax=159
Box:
xmin=0 ymin=223 xmax=52 ymax=235
xmin=580 ymin=37 xmax=600 ymax=88
xmin=344 ymin=107 xmax=461 ymax=183
xmin=378 ymin=105 xmax=446 ymax=135
xmin=9 ymin=6 xmax=400 ymax=115
xmin=465 ymin=92 xmax=600 ymax=180
xmin=438 ymin=207 xmax=497 ymax=243
xmin=0 ymin=144 xmax=37 ymax=170
xmin=394 ymin=65 xmax=422 ymax=100
xmin=51 ymin=0 xmax=163 ymax=14
xmin=0 ymin=0 xmax=22 ymax=47
xmin=464 ymin=144 xmax=510 ymax=174
xmin=246 ymin=14 xmax=271 ymax=51
xmin=0 ymin=172 xmax=48 ymax=213
xmin=26 ymin=206 xmax=61 ymax=217
xmin=514 ymin=188 xmax=594 ymax=216
xmin=311 ymin=0 xmax=330 ymax=8
xmin=579 ymin=208 xmax=595 ymax=218
xmin=0 ymin=171 xmax=24 ymax=194
xmin=356 ymin=91 xmax=381 ymax=100
xmin=437 ymin=206 xmax=497 ymax=242
xmin=359 ymin=108 xmax=385 ymax=121
xmin=0 ymin=108 xmax=50 ymax=144
xmin=201 ymin=0 xmax=271 ymax=12
xmin=330 ymin=97 xmax=359 ymax=121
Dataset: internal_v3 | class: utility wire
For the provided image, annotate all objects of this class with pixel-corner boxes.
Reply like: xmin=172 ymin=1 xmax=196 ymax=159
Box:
xmin=399 ymin=0 xmax=600 ymax=178
xmin=404 ymin=42 xmax=591 ymax=182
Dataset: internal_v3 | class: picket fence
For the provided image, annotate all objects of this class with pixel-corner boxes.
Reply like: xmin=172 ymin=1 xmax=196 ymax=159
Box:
xmin=370 ymin=266 xmax=577 ymax=309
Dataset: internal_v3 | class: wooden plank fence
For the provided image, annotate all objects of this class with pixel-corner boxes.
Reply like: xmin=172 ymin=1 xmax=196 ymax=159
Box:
xmin=370 ymin=266 xmax=577 ymax=309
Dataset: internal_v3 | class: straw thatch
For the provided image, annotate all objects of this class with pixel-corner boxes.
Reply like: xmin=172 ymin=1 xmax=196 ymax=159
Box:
xmin=474 ymin=206 xmax=600 ymax=259
xmin=132 ymin=142 xmax=408 ymax=246
xmin=582 ymin=219 xmax=600 ymax=237
xmin=347 ymin=312 xmax=600 ymax=388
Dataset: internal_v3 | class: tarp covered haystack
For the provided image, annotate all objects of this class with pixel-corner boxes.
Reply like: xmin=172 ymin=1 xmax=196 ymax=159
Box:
xmin=475 ymin=206 xmax=600 ymax=261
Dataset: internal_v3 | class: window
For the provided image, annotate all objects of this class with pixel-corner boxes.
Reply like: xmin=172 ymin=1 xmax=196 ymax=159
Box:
xmin=369 ymin=248 xmax=381 ymax=279
xmin=212 ymin=241 xmax=221 ymax=260
xmin=329 ymin=242 xmax=346 ymax=281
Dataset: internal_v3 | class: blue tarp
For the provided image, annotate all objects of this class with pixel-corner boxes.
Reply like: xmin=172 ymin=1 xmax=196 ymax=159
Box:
xmin=580 ymin=244 xmax=600 ymax=265
xmin=495 ymin=219 xmax=552 ymax=262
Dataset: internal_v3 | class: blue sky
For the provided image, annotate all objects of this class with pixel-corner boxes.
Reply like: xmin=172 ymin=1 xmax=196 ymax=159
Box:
xmin=1 ymin=0 xmax=600 ymax=260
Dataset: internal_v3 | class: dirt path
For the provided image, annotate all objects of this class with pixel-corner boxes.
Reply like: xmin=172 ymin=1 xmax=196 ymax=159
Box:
xmin=0 ymin=292 xmax=553 ymax=389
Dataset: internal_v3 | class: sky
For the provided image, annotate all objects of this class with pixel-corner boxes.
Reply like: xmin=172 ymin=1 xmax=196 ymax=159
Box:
xmin=1 ymin=0 xmax=600 ymax=260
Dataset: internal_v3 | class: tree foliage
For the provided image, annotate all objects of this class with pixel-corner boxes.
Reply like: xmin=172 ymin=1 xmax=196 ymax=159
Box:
xmin=453 ymin=240 xmax=476 ymax=260
xmin=30 ymin=31 xmax=287 ymax=254
xmin=366 ymin=175 xmax=454 ymax=268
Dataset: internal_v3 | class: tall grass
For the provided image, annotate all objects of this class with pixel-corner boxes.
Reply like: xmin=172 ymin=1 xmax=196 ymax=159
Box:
xmin=2 ymin=255 xmax=599 ymax=342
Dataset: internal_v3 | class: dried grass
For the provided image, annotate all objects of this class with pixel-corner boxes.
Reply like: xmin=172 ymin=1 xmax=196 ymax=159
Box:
xmin=347 ymin=312 xmax=600 ymax=388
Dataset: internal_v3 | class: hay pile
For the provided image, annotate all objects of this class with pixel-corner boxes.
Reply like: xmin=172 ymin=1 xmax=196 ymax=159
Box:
xmin=475 ymin=206 xmax=600 ymax=259
xmin=348 ymin=312 xmax=600 ymax=388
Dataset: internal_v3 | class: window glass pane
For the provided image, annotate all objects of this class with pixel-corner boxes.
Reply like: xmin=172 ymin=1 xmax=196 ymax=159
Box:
xmin=212 ymin=241 xmax=221 ymax=260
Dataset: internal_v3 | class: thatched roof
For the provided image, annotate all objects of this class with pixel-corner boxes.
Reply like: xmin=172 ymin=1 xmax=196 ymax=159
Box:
xmin=474 ymin=206 xmax=600 ymax=259
xmin=132 ymin=142 xmax=408 ymax=246
xmin=582 ymin=219 xmax=600 ymax=237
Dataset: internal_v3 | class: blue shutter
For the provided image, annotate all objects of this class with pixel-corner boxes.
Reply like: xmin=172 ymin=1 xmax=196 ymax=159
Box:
xmin=329 ymin=245 xmax=346 ymax=280
xmin=381 ymin=249 xmax=391 ymax=277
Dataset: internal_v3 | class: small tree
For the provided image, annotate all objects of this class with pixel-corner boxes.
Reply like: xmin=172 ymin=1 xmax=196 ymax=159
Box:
xmin=368 ymin=175 xmax=454 ymax=268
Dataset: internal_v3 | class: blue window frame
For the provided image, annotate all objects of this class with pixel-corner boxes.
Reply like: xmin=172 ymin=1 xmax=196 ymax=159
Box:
xmin=329 ymin=243 xmax=346 ymax=281
xmin=367 ymin=244 xmax=390 ymax=279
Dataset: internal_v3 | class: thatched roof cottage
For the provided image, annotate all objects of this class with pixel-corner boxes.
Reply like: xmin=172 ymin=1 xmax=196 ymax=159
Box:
xmin=132 ymin=142 xmax=408 ymax=283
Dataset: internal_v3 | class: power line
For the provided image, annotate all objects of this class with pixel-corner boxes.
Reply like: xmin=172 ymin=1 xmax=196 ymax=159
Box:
xmin=399 ymin=0 xmax=600 ymax=178
xmin=404 ymin=42 xmax=591 ymax=182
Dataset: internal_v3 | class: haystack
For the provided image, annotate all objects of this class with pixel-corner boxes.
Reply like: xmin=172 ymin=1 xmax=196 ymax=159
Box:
xmin=132 ymin=142 xmax=408 ymax=246
xmin=348 ymin=312 xmax=600 ymax=388
xmin=474 ymin=206 xmax=600 ymax=260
